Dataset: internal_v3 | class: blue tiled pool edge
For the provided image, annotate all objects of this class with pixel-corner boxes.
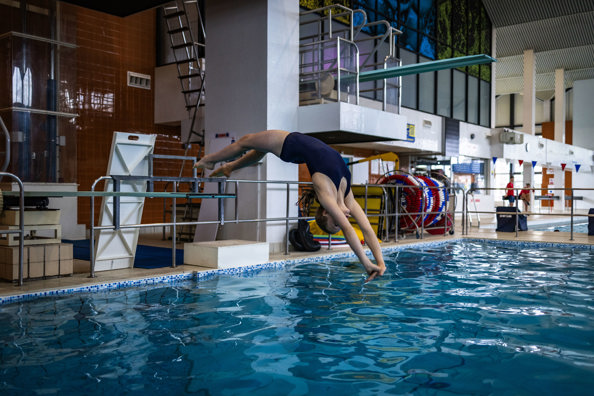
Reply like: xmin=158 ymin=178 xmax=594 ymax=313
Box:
xmin=1 ymin=238 xmax=593 ymax=306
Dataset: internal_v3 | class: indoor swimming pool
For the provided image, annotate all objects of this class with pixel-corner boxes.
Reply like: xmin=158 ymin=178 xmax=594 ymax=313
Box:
xmin=1 ymin=240 xmax=593 ymax=395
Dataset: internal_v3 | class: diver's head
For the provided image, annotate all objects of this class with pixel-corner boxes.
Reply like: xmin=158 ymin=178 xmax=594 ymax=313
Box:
xmin=315 ymin=205 xmax=341 ymax=235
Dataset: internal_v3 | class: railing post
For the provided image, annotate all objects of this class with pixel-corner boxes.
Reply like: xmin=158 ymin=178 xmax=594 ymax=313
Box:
xmin=570 ymin=187 xmax=574 ymax=241
xmin=172 ymin=182 xmax=177 ymax=268
xmin=285 ymin=182 xmax=290 ymax=255
xmin=395 ymin=184 xmax=400 ymax=242
xmin=235 ymin=181 xmax=239 ymax=223
xmin=420 ymin=184 xmax=425 ymax=239
xmin=1 ymin=173 xmax=25 ymax=286
xmin=218 ymin=180 xmax=225 ymax=226
xmin=515 ymin=188 xmax=519 ymax=238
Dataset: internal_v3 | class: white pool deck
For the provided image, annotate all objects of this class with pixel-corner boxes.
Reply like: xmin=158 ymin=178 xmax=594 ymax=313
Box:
xmin=1 ymin=212 xmax=592 ymax=301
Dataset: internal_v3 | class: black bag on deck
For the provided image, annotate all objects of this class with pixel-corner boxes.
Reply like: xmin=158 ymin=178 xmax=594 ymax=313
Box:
xmin=289 ymin=219 xmax=321 ymax=252
xmin=588 ymin=208 xmax=594 ymax=236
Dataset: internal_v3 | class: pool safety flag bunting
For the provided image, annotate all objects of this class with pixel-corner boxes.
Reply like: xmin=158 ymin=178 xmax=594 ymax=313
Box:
xmin=492 ymin=157 xmax=497 ymax=165
xmin=532 ymin=160 xmax=537 ymax=167
xmin=561 ymin=163 xmax=566 ymax=171
xmin=518 ymin=160 xmax=523 ymax=166
xmin=576 ymin=164 xmax=581 ymax=172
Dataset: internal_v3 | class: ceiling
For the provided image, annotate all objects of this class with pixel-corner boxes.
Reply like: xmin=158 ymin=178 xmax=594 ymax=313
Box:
xmin=59 ymin=0 xmax=170 ymax=17
xmin=482 ymin=0 xmax=594 ymax=101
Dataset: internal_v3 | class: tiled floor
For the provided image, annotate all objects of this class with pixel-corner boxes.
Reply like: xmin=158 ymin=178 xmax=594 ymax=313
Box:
xmin=1 ymin=214 xmax=592 ymax=300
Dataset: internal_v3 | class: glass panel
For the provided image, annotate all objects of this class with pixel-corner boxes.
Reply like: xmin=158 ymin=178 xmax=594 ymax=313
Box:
xmin=1 ymin=30 xmax=77 ymax=183
xmin=385 ymin=56 xmax=401 ymax=114
xmin=480 ymin=79 xmax=490 ymax=127
xmin=451 ymin=0 xmax=467 ymax=53
xmin=419 ymin=56 xmax=435 ymax=113
xmin=419 ymin=0 xmax=436 ymax=37
xmin=438 ymin=43 xmax=452 ymax=61
xmin=480 ymin=6 xmax=492 ymax=82
xmin=437 ymin=68 xmax=451 ymax=117
xmin=420 ymin=35 xmax=436 ymax=59
xmin=437 ymin=0 xmax=452 ymax=50
xmin=467 ymin=75 xmax=478 ymax=124
xmin=400 ymin=26 xmax=418 ymax=52
xmin=400 ymin=49 xmax=417 ymax=109
xmin=338 ymin=39 xmax=359 ymax=104
xmin=452 ymin=69 xmax=465 ymax=120
xmin=377 ymin=0 xmax=398 ymax=22
xmin=399 ymin=0 xmax=418 ymax=29
xmin=399 ymin=0 xmax=418 ymax=51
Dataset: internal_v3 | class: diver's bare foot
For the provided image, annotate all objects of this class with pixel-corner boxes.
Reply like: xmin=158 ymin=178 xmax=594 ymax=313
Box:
xmin=194 ymin=158 xmax=216 ymax=170
xmin=210 ymin=163 xmax=232 ymax=178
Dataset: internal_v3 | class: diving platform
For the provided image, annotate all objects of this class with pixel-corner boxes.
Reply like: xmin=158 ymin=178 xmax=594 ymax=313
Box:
xmin=183 ymin=240 xmax=270 ymax=269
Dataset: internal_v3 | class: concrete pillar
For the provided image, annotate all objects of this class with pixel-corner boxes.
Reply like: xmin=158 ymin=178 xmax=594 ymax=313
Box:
xmin=522 ymin=162 xmax=534 ymax=209
xmin=522 ymin=49 xmax=536 ymax=135
xmin=554 ymin=68 xmax=565 ymax=143
xmin=573 ymin=79 xmax=594 ymax=150
xmin=203 ymin=0 xmax=299 ymax=252
xmin=490 ymin=29 xmax=497 ymax=129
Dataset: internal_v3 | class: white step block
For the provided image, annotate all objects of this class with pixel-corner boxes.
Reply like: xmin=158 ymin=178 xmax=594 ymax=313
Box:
xmin=183 ymin=240 xmax=269 ymax=269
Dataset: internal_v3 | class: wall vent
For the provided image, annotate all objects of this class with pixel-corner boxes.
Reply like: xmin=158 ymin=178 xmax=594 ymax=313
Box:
xmin=127 ymin=71 xmax=151 ymax=90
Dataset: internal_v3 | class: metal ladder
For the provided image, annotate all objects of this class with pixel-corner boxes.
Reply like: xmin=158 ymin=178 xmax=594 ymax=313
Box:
xmin=162 ymin=0 xmax=207 ymax=241
xmin=163 ymin=0 xmax=206 ymax=148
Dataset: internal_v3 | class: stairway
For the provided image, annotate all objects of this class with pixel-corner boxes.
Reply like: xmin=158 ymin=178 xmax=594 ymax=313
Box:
xmin=163 ymin=0 xmax=206 ymax=147
xmin=162 ymin=1 xmax=207 ymax=240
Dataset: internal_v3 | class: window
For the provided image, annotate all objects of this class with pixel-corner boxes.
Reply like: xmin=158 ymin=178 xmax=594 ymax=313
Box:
xmin=419 ymin=56 xmax=435 ymax=113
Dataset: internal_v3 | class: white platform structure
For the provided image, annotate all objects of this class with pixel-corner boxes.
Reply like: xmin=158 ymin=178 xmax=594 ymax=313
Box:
xmin=184 ymin=240 xmax=269 ymax=269
xmin=94 ymin=132 xmax=157 ymax=271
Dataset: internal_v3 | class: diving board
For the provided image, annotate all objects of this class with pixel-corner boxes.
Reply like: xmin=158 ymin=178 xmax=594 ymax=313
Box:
xmin=358 ymin=54 xmax=496 ymax=83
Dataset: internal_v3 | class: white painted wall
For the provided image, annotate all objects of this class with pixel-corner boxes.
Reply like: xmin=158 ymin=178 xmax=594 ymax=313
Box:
xmin=385 ymin=107 xmax=442 ymax=153
xmin=458 ymin=123 xmax=492 ymax=159
xmin=573 ymin=79 xmax=594 ymax=151
xmin=154 ymin=64 xmax=187 ymax=124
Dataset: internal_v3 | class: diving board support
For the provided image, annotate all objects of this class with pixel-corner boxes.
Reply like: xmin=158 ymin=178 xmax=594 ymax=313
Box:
xmin=94 ymin=132 xmax=156 ymax=272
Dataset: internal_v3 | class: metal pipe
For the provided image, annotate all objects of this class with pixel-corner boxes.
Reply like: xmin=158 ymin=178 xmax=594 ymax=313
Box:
xmin=0 ymin=173 xmax=24 ymax=285
xmin=90 ymin=176 xmax=111 ymax=278
xmin=172 ymin=182 xmax=177 ymax=268
xmin=570 ymin=187 xmax=574 ymax=241
xmin=0 ymin=116 xmax=10 ymax=172
xmin=285 ymin=183 xmax=290 ymax=255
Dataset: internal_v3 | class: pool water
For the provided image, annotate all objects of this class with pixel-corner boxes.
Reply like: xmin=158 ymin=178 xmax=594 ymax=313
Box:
xmin=1 ymin=240 xmax=594 ymax=395
xmin=531 ymin=222 xmax=589 ymax=234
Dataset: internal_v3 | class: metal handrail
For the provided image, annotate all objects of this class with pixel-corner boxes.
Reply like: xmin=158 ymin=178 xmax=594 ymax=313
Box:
xmin=0 ymin=172 xmax=24 ymax=286
xmin=462 ymin=186 xmax=594 ymax=241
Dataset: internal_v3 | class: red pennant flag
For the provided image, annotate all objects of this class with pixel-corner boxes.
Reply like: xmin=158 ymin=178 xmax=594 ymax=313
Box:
xmin=561 ymin=163 xmax=566 ymax=171
xmin=518 ymin=160 xmax=524 ymax=166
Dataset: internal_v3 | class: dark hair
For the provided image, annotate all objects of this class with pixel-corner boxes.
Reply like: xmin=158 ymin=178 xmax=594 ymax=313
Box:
xmin=315 ymin=205 xmax=333 ymax=234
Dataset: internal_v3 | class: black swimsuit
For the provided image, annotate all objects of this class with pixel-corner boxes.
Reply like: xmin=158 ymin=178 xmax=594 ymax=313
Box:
xmin=279 ymin=132 xmax=351 ymax=196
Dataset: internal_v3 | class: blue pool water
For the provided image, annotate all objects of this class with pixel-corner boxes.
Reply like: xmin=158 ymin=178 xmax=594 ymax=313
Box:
xmin=1 ymin=240 xmax=594 ymax=395
xmin=531 ymin=222 xmax=589 ymax=234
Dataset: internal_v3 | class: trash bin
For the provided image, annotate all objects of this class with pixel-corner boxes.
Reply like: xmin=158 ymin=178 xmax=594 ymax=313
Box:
xmin=496 ymin=206 xmax=527 ymax=232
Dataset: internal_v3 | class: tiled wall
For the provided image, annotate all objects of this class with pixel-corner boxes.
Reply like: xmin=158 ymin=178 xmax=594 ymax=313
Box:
xmin=61 ymin=4 xmax=200 ymax=227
